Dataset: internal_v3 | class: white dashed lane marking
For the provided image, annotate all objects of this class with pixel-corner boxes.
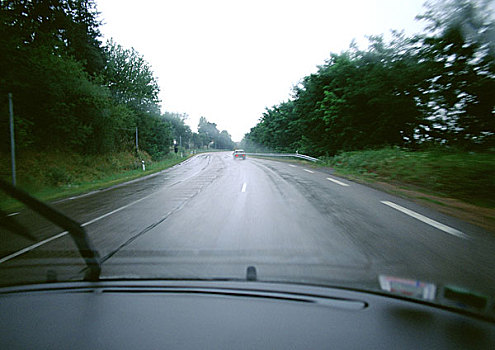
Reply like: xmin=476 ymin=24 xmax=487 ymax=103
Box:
xmin=381 ymin=201 xmax=468 ymax=239
xmin=326 ymin=177 xmax=350 ymax=187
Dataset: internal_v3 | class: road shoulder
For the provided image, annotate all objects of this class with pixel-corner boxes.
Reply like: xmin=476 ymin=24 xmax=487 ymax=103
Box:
xmin=329 ymin=170 xmax=495 ymax=233
xmin=250 ymin=156 xmax=494 ymax=232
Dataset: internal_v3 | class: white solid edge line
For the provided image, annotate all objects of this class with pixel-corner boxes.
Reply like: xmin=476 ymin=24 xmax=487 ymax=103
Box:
xmin=303 ymin=169 xmax=314 ymax=173
xmin=326 ymin=177 xmax=350 ymax=187
xmin=0 ymin=192 xmax=157 ymax=265
xmin=0 ymin=231 xmax=69 ymax=264
xmin=241 ymin=183 xmax=247 ymax=193
xmin=55 ymin=155 xmax=197 ymax=203
xmin=81 ymin=192 xmax=154 ymax=227
xmin=381 ymin=201 xmax=469 ymax=239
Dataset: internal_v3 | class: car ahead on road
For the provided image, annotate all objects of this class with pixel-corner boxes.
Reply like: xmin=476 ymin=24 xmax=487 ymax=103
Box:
xmin=0 ymin=180 xmax=494 ymax=349
xmin=233 ymin=149 xmax=246 ymax=160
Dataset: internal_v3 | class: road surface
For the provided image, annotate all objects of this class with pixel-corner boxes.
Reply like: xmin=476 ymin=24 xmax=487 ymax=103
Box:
xmin=1 ymin=152 xmax=494 ymax=295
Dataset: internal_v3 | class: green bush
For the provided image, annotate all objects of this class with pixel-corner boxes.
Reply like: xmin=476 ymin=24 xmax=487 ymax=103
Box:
xmin=46 ymin=167 xmax=72 ymax=186
xmin=323 ymin=147 xmax=495 ymax=207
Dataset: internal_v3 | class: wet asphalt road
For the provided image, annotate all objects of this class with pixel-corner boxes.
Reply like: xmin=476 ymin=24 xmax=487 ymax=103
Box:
xmin=1 ymin=152 xmax=494 ymax=294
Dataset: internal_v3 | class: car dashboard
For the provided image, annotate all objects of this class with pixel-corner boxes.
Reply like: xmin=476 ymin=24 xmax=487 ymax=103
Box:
xmin=0 ymin=280 xmax=493 ymax=349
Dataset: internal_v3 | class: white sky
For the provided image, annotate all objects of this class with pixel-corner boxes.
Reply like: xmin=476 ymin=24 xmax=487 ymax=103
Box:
xmin=97 ymin=0 xmax=427 ymax=141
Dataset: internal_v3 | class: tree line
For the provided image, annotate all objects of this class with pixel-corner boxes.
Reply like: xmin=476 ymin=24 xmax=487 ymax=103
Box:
xmin=0 ymin=0 xmax=234 ymax=160
xmin=242 ymin=0 xmax=494 ymax=155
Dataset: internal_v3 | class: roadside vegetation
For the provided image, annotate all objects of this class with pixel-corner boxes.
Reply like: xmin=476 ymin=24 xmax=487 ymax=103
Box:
xmin=241 ymin=0 xmax=494 ymax=214
xmin=242 ymin=1 xmax=494 ymax=155
xmin=0 ymin=0 xmax=235 ymax=206
xmin=0 ymin=1 xmax=235 ymax=159
xmin=320 ymin=147 xmax=495 ymax=208
xmin=0 ymin=150 xmax=189 ymax=210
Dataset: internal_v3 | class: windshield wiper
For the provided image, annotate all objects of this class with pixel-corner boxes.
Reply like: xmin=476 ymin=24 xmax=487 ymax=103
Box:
xmin=0 ymin=180 xmax=101 ymax=281
xmin=0 ymin=208 xmax=35 ymax=242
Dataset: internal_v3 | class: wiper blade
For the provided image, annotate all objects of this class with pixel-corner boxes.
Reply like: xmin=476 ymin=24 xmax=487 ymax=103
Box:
xmin=0 ymin=180 xmax=101 ymax=281
xmin=0 ymin=209 xmax=36 ymax=241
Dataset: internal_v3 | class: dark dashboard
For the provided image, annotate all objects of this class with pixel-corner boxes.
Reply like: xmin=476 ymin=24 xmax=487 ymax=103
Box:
xmin=0 ymin=280 xmax=493 ymax=349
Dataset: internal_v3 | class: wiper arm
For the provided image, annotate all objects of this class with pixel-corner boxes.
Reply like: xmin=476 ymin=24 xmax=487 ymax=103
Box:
xmin=0 ymin=209 xmax=36 ymax=241
xmin=0 ymin=180 xmax=101 ymax=281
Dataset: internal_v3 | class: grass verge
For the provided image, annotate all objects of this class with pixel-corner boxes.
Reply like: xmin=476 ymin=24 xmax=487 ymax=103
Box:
xmin=318 ymin=147 xmax=495 ymax=231
xmin=319 ymin=147 xmax=494 ymax=208
xmin=0 ymin=151 xmax=190 ymax=211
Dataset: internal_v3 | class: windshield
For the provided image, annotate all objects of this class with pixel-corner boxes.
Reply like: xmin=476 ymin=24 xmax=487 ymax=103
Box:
xmin=1 ymin=0 xmax=494 ymax=318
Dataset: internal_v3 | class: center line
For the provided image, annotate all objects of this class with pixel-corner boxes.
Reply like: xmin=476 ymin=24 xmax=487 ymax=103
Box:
xmin=303 ymin=169 xmax=314 ymax=173
xmin=241 ymin=183 xmax=247 ymax=192
xmin=326 ymin=177 xmax=350 ymax=187
xmin=381 ymin=201 xmax=468 ymax=239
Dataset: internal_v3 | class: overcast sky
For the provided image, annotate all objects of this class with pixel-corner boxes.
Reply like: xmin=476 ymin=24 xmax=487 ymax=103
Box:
xmin=97 ymin=0 xmax=427 ymax=141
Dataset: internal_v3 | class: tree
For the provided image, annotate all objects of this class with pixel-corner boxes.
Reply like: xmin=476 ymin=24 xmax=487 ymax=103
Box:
xmin=0 ymin=0 xmax=104 ymax=76
xmin=191 ymin=132 xmax=205 ymax=149
xmin=103 ymin=39 xmax=160 ymax=111
xmin=162 ymin=112 xmax=192 ymax=148
xmin=0 ymin=0 xmax=108 ymax=152
xmin=217 ymin=130 xmax=235 ymax=150
xmin=416 ymin=0 xmax=495 ymax=147
xmin=244 ymin=0 xmax=494 ymax=154
xmin=197 ymin=117 xmax=234 ymax=150
xmin=136 ymin=112 xmax=172 ymax=159
xmin=312 ymin=36 xmax=426 ymax=154
xmin=0 ymin=0 xmax=174 ymax=159
xmin=248 ymin=36 xmax=427 ymax=156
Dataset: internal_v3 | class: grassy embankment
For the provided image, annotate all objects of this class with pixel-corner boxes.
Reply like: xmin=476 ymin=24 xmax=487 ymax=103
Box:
xmin=318 ymin=147 xmax=495 ymax=231
xmin=0 ymin=150 xmax=190 ymax=211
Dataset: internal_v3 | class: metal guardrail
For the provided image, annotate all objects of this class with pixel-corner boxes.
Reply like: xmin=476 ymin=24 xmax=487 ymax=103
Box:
xmin=246 ymin=153 xmax=319 ymax=162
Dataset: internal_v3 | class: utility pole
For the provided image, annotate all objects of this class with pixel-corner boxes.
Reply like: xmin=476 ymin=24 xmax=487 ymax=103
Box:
xmin=179 ymin=135 xmax=182 ymax=148
xmin=8 ymin=93 xmax=16 ymax=186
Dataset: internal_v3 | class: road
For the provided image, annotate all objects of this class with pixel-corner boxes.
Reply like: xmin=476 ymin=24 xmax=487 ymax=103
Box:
xmin=1 ymin=152 xmax=494 ymax=295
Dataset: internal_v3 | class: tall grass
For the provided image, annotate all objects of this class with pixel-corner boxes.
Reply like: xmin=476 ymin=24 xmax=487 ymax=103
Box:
xmin=0 ymin=150 xmax=188 ymax=209
xmin=321 ymin=147 xmax=495 ymax=207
